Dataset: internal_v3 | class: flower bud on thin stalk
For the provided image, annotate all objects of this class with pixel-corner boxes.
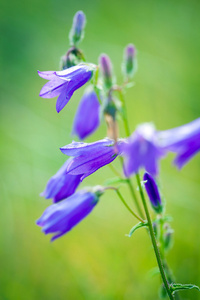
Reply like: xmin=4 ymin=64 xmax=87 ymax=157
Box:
xmin=163 ymin=223 xmax=174 ymax=251
xmin=99 ymin=54 xmax=114 ymax=90
xmin=143 ymin=172 xmax=163 ymax=214
xmin=122 ymin=44 xmax=137 ymax=81
xmin=60 ymin=48 xmax=86 ymax=70
xmin=69 ymin=11 xmax=86 ymax=47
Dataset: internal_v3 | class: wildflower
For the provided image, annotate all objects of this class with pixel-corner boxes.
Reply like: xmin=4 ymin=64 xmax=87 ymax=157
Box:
xmin=37 ymin=190 xmax=100 ymax=241
xmin=60 ymin=138 xmax=122 ymax=180
xmin=122 ymin=44 xmax=137 ymax=79
xmin=119 ymin=123 xmax=165 ymax=177
xmin=158 ymin=118 xmax=200 ymax=168
xmin=72 ymin=88 xmax=100 ymax=140
xmin=38 ymin=63 xmax=96 ymax=113
xmin=143 ymin=172 xmax=162 ymax=213
xmin=69 ymin=11 xmax=86 ymax=46
xmin=40 ymin=159 xmax=82 ymax=203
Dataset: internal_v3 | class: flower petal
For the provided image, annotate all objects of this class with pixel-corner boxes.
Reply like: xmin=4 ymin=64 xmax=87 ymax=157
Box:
xmin=72 ymin=89 xmax=100 ymax=140
xmin=38 ymin=71 xmax=57 ymax=80
xmin=60 ymin=139 xmax=113 ymax=156
xmin=56 ymin=83 xmax=72 ymax=113
xmin=39 ymin=78 xmax=67 ymax=98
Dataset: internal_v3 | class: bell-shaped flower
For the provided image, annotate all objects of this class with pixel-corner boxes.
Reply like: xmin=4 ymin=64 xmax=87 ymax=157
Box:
xmin=40 ymin=159 xmax=82 ymax=203
xmin=143 ymin=172 xmax=162 ymax=213
xmin=72 ymin=88 xmax=100 ymax=140
xmin=37 ymin=190 xmax=100 ymax=241
xmin=38 ymin=63 xmax=96 ymax=113
xmin=119 ymin=123 xmax=165 ymax=177
xmin=158 ymin=118 xmax=200 ymax=168
xmin=60 ymin=138 xmax=122 ymax=180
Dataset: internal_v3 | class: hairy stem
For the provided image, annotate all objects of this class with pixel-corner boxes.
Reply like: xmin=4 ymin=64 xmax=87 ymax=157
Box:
xmin=136 ymin=173 xmax=174 ymax=300
xmin=116 ymin=189 xmax=145 ymax=223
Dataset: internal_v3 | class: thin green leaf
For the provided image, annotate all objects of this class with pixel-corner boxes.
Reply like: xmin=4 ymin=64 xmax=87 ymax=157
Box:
xmin=147 ymin=267 xmax=159 ymax=278
xmin=170 ymin=283 xmax=200 ymax=294
xmin=104 ymin=177 xmax=128 ymax=186
xmin=126 ymin=222 xmax=148 ymax=237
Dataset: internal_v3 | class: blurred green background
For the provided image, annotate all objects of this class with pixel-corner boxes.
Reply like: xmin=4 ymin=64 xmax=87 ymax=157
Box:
xmin=0 ymin=0 xmax=200 ymax=299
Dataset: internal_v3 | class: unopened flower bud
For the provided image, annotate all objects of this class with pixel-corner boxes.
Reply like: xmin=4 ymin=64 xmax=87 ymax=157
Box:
xmin=152 ymin=222 xmax=159 ymax=239
xmin=143 ymin=172 xmax=163 ymax=213
xmin=60 ymin=53 xmax=75 ymax=70
xmin=99 ymin=54 xmax=114 ymax=90
xmin=69 ymin=11 xmax=86 ymax=46
xmin=122 ymin=44 xmax=137 ymax=80
xmin=163 ymin=224 xmax=173 ymax=250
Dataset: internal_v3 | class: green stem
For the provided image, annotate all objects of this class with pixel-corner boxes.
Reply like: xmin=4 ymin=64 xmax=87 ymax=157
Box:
xmin=136 ymin=173 xmax=174 ymax=300
xmin=117 ymin=89 xmax=131 ymax=137
xmin=119 ymin=156 xmax=144 ymax=218
xmin=109 ymin=163 xmax=122 ymax=178
xmin=127 ymin=178 xmax=145 ymax=219
xmin=116 ymin=190 xmax=145 ymax=223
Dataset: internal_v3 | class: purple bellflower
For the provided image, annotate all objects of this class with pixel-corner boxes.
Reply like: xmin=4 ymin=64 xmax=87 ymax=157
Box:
xmin=143 ymin=172 xmax=162 ymax=213
xmin=38 ymin=63 xmax=96 ymax=113
xmin=40 ymin=159 xmax=82 ymax=203
xmin=37 ymin=190 xmax=99 ymax=241
xmin=60 ymin=138 xmax=122 ymax=180
xmin=119 ymin=123 xmax=165 ymax=177
xmin=72 ymin=88 xmax=100 ymax=140
xmin=158 ymin=118 xmax=200 ymax=169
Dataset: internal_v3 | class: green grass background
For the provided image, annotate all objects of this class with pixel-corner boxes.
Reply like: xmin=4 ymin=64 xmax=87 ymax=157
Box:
xmin=0 ymin=0 xmax=200 ymax=299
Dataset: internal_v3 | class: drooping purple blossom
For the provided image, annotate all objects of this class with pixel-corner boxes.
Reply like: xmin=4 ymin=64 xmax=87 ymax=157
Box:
xmin=143 ymin=172 xmax=162 ymax=213
xmin=40 ymin=159 xmax=82 ymax=203
xmin=119 ymin=123 xmax=166 ymax=177
xmin=72 ymin=88 xmax=100 ymax=140
xmin=158 ymin=118 xmax=200 ymax=168
xmin=38 ymin=64 xmax=96 ymax=113
xmin=69 ymin=11 xmax=86 ymax=46
xmin=37 ymin=190 xmax=99 ymax=241
xmin=60 ymin=139 xmax=122 ymax=180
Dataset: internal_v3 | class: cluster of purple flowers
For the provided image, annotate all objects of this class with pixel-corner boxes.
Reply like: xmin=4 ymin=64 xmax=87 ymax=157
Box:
xmin=37 ymin=10 xmax=200 ymax=241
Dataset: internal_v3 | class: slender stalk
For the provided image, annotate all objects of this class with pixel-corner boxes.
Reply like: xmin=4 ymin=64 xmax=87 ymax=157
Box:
xmin=116 ymin=189 xmax=145 ymax=223
xmin=127 ymin=178 xmax=145 ymax=219
xmin=118 ymin=87 xmax=145 ymax=218
xmin=117 ymin=88 xmax=131 ymax=137
xmin=135 ymin=173 xmax=174 ymax=300
xmin=118 ymin=156 xmax=144 ymax=218
xmin=109 ymin=163 xmax=122 ymax=178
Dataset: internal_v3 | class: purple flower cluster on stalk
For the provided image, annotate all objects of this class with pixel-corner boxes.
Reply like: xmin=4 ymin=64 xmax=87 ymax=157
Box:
xmin=36 ymin=10 xmax=200 ymax=300
xmin=37 ymin=10 xmax=200 ymax=247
